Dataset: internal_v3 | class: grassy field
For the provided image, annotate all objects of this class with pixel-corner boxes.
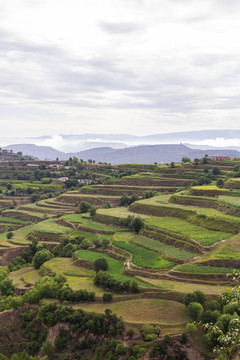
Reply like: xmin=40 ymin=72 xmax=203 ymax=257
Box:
xmin=114 ymin=241 xmax=175 ymax=269
xmin=42 ymin=257 xmax=95 ymax=277
xmin=0 ymin=216 xmax=26 ymax=224
xmin=75 ymin=298 xmax=189 ymax=325
xmin=137 ymin=277 xmax=229 ymax=295
xmin=9 ymin=267 xmax=34 ymax=288
xmin=23 ymin=269 xmax=42 ymax=284
xmin=131 ymin=235 xmax=196 ymax=260
xmin=65 ymin=276 xmax=106 ymax=295
xmin=145 ymin=216 xmax=232 ymax=246
xmin=63 ymin=214 xmax=122 ymax=232
xmin=219 ymin=195 xmax=240 ymax=207
xmin=33 ymin=219 xmax=73 ymax=234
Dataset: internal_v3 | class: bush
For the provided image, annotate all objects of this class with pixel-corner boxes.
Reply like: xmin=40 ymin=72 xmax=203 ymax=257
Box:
xmin=42 ymin=340 xmax=54 ymax=357
xmin=141 ymin=324 xmax=160 ymax=342
xmin=184 ymin=292 xmax=198 ymax=306
xmin=194 ymin=290 xmax=206 ymax=305
xmin=187 ymin=302 xmax=203 ymax=321
xmin=130 ymin=216 xmax=144 ymax=234
xmin=33 ymin=249 xmax=52 ymax=269
xmin=127 ymin=328 xmax=134 ymax=338
xmin=6 ymin=231 xmax=13 ymax=239
xmin=94 ymin=258 xmax=109 ymax=272
xmin=207 ymin=300 xmax=221 ymax=311
xmin=0 ymin=278 xmax=14 ymax=296
xmin=180 ymin=332 xmax=188 ymax=344
xmin=186 ymin=322 xmax=197 ymax=334
xmin=103 ymin=293 xmax=113 ymax=302
xmin=103 ymin=201 xmax=112 ymax=209
xmin=80 ymin=201 xmax=92 ymax=213
xmin=90 ymin=206 xmax=97 ymax=216
xmin=31 ymin=192 xmax=40 ymax=203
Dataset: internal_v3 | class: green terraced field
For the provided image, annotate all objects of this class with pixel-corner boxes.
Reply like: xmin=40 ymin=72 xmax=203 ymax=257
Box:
xmin=0 ymin=216 xmax=26 ymax=223
xmin=63 ymin=214 xmax=122 ymax=232
xmin=130 ymin=235 xmax=196 ymax=260
xmin=76 ymin=250 xmax=149 ymax=286
xmin=145 ymin=216 xmax=232 ymax=246
xmin=33 ymin=219 xmax=72 ymax=234
xmin=174 ymin=264 xmax=234 ymax=274
xmin=113 ymin=241 xmax=175 ymax=269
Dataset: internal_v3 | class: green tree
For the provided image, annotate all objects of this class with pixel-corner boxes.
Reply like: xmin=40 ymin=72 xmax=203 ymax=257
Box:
xmin=182 ymin=157 xmax=191 ymax=163
xmin=33 ymin=249 xmax=52 ymax=269
xmin=6 ymin=231 xmax=13 ymax=239
xmin=79 ymin=201 xmax=92 ymax=213
xmin=31 ymin=192 xmax=40 ymax=203
xmin=94 ymin=258 xmax=109 ymax=272
xmin=130 ymin=216 xmax=144 ymax=234
xmin=187 ymin=302 xmax=203 ymax=321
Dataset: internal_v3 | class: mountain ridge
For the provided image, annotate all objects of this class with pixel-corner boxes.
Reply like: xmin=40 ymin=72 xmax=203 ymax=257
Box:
xmin=3 ymin=143 xmax=240 ymax=164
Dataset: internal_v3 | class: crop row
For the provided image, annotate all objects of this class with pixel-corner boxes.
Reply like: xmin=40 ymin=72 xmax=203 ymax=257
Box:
xmin=114 ymin=241 xmax=175 ymax=269
xmin=130 ymin=235 xmax=196 ymax=260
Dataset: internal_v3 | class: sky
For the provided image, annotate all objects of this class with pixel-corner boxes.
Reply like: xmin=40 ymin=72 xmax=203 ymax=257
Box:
xmin=1 ymin=0 xmax=240 ymax=144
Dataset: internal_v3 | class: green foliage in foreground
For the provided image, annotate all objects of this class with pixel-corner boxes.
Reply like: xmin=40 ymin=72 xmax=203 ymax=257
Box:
xmin=0 ymin=275 xmax=95 ymax=313
xmin=203 ymin=271 xmax=240 ymax=358
xmin=114 ymin=241 xmax=175 ymax=269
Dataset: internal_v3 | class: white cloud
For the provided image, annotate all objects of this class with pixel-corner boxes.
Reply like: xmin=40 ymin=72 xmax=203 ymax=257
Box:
xmin=1 ymin=0 xmax=240 ymax=139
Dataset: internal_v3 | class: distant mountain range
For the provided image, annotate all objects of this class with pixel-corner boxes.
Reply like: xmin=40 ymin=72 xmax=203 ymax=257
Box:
xmin=2 ymin=129 xmax=240 ymax=153
xmin=3 ymin=143 xmax=240 ymax=164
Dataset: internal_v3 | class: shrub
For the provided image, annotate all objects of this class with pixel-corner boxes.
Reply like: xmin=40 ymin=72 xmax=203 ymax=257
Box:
xmin=90 ymin=206 xmax=97 ymax=216
xmin=103 ymin=293 xmax=113 ymax=302
xmin=127 ymin=328 xmax=134 ymax=338
xmin=207 ymin=300 xmax=221 ymax=311
xmin=184 ymin=292 xmax=198 ymax=306
xmin=194 ymin=290 xmax=206 ymax=305
xmin=42 ymin=340 xmax=54 ymax=357
xmin=187 ymin=302 xmax=203 ymax=321
xmin=33 ymin=249 xmax=52 ymax=269
xmin=31 ymin=192 xmax=40 ymax=203
xmin=94 ymin=258 xmax=109 ymax=272
xmin=79 ymin=201 xmax=92 ymax=213
xmin=130 ymin=216 xmax=144 ymax=234
xmin=180 ymin=332 xmax=188 ymax=344
xmin=6 ymin=231 xmax=13 ymax=239
xmin=186 ymin=322 xmax=197 ymax=334
xmin=141 ymin=324 xmax=160 ymax=342
xmin=103 ymin=201 xmax=112 ymax=209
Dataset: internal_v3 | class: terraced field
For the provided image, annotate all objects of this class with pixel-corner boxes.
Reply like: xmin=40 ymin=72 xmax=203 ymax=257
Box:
xmin=2 ymin=159 xmax=240 ymax=356
xmin=145 ymin=216 xmax=232 ymax=246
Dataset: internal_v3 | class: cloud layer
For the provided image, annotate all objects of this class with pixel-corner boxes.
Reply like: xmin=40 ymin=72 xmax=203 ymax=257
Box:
xmin=1 ymin=0 xmax=240 ymax=138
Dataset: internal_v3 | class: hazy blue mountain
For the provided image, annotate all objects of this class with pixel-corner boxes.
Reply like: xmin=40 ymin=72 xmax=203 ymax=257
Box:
xmin=4 ymin=143 xmax=240 ymax=164
xmin=4 ymin=144 xmax=67 ymax=160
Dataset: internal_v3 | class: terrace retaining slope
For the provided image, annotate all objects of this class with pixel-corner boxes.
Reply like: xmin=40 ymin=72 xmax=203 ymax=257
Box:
xmin=0 ymin=246 xmax=28 ymax=265
xmin=2 ymin=210 xmax=42 ymax=223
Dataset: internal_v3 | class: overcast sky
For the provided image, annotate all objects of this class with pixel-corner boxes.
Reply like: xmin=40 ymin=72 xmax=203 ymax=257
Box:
xmin=1 ymin=0 xmax=240 ymax=140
